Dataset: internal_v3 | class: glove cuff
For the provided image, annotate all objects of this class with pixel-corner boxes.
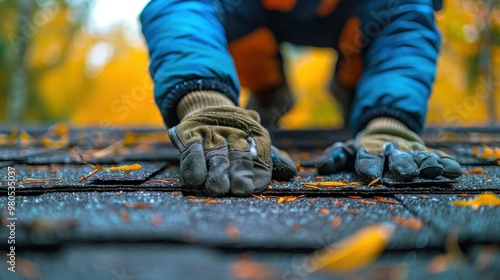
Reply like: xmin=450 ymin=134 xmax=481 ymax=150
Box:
xmin=366 ymin=117 xmax=410 ymax=132
xmin=177 ymin=91 xmax=235 ymax=120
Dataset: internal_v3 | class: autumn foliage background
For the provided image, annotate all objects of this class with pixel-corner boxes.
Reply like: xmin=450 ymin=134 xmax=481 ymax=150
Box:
xmin=0 ymin=0 xmax=499 ymax=129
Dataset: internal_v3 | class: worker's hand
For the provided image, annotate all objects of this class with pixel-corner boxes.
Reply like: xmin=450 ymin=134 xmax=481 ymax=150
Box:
xmin=316 ymin=118 xmax=462 ymax=182
xmin=169 ymin=91 xmax=296 ymax=196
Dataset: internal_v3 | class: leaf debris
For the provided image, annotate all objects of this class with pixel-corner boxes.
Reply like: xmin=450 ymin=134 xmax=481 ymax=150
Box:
xmin=451 ymin=193 xmax=500 ymax=210
xmin=392 ymin=216 xmax=424 ymax=230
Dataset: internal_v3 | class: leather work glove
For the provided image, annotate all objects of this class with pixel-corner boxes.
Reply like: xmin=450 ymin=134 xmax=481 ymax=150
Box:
xmin=168 ymin=91 xmax=297 ymax=196
xmin=317 ymin=117 xmax=462 ymax=182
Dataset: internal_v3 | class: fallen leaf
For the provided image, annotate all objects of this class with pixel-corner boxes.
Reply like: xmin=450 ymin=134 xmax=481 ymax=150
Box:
xmin=22 ymin=178 xmax=62 ymax=184
xmin=331 ymin=217 xmax=342 ymax=228
xmin=226 ymin=224 xmax=240 ymax=241
xmin=360 ymin=200 xmax=377 ymax=205
xmin=463 ymin=167 xmax=487 ymax=175
xmin=41 ymin=134 xmax=69 ymax=149
xmin=390 ymin=205 xmax=395 ymax=211
xmin=173 ymin=192 xmax=179 ymax=197
xmin=474 ymin=145 xmax=500 ymax=159
xmin=230 ymin=256 xmax=275 ymax=280
xmin=24 ymin=166 xmax=50 ymax=171
xmin=348 ymin=196 xmax=362 ymax=199
xmin=78 ymin=169 xmax=99 ymax=182
xmin=100 ymin=164 xmax=142 ymax=172
xmin=151 ymin=215 xmax=163 ymax=226
xmin=301 ymin=182 xmax=320 ymax=189
xmin=451 ymin=193 xmax=500 ymax=210
xmin=306 ymin=223 xmax=394 ymax=273
xmin=123 ymin=202 xmax=150 ymax=209
xmin=120 ymin=211 xmax=130 ymax=223
xmin=17 ymin=258 xmax=39 ymax=279
xmin=319 ymin=208 xmax=330 ymax=215
xmin=457 ymin=193 xmax=471 ymax=197
xmin=309 ymin=198 xmax=317 ymax=204
xmin=392 ymin=216 xmax=424 ymax=230
xmin=368 ymin=177 xmax=381 ymax=187
xmin=188 ymin=198 xmax=223 ymax=204
xmin=314 ymin=176 xmax=324 ymax=180
xmin=374 ymin=196 xmax=401 ymax=204
xmin=333 ymin=200 xmax=346 ymax=208
xmin=346 ymin=209 xmax=360 ymax=215
xmin=427 ymin=254 xmax=450 ymax=274
xmin=319 ymin=181 xmax=349 ymax=187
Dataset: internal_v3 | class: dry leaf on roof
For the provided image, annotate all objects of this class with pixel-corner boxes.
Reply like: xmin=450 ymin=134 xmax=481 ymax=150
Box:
xmin=22 ymin=178 xmax=62 ymax=184
xmin=319 ymin=181 xmax=349 ymax=187
xmin=306 ymin=223 xmax=394 ymax=273
xmin=392 ymin=216 xmax=424 ymax=230
xmin=368 ymin=177 xmax=381 ymax=187
xmin=188 ymin=198 xmax=223 ymax=204
xmin=451 ymin=193 xmax=500 ymax=210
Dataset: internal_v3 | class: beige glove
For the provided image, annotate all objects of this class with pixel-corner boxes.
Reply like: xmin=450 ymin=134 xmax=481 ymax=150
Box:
xmin=169 ymin=91 xmax=296 ymax=196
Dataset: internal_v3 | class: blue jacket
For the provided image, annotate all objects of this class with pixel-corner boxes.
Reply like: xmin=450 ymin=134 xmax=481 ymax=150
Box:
xmin=140 ymin=0 xmax=442 ymax=133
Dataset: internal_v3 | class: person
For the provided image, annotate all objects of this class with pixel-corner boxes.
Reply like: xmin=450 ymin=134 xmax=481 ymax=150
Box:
xmin=140 ymin=0 xmax=462 ymax=196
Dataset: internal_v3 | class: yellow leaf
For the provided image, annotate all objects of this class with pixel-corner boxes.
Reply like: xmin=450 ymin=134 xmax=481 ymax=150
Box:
xmin=451 ymin=193 xmax=500 ymax=210
xmin=101 ymin=164 xmax=143 ymax=172
xmin=306 ymin=223 xmax=394 ymax=274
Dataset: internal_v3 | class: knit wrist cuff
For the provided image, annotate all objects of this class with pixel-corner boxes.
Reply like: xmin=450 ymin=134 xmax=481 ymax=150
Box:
xmin=177 ymin=91 xmax=235 ymax=120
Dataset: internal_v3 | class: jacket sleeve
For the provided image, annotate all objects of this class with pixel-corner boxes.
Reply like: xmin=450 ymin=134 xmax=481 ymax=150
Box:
xmin=140 ymin=0 xmax=240 ymax=128
xmin=349 ymin=0 xmax=441 ymax=134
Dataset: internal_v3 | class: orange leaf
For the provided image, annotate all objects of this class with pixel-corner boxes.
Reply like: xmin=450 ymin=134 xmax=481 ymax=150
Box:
xmin=331 ymin=217 xmax=342 ymax=228
xmin=319 ymin=208 xmax=330 ymax=215
xmin=451 ymin=193 xmax=500 ymax=210
xmin=346 ymin=209 xmax=360 ymax=215
xmin=333 ymin=200 xmax=346 ymax=207
xmin=360 ymin=199 xmax=377 ymax=205
xmin=226 ymin=224 xmax=240 ymax=241
xmin=368 ymin=177 xmax=380 ymax=187
xmin=462 ymin=167 xmax=487 ymax=175
xmin=374 ymin=196 xmax=401 ymax=204
xmin=392 ymin=216 xmax=424 ymax=230
xmin=123 ymin=202 xmax=149 ymax=209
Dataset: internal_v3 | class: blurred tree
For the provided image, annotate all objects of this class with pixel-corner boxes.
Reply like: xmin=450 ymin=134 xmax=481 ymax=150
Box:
xmin=0 ymin=0 xmax=94 ymax=123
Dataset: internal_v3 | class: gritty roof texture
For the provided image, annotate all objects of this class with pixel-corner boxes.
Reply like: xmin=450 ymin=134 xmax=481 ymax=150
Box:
xmin=1 ymin=127 xmax=500 ymax=280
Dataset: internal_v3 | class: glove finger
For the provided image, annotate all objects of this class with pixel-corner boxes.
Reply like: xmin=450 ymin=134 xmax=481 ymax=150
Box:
xmin=270 ymin=146 xmax=297 ymax=181
xmin=168 ymin=127 xmax=208 ymax=186
xmin=253 ymin=160 xmax=272 ymax=193
xmin=317 ymin=141 xmax=356 ymax=175
xmin=412 ymin=151 xmax=443 ymax=179
xmin=228 ymin=150 xmax=255 ymax=196
xmin=205 ymin=146 xmax=231 ymax=196
xmin=180 ymin=142 xmax=208 ymax=186
xmin=384 ymin=142 xmax=419 ymax=181
xmin=438 ymin=157 xmax=462 ymax=179
xmin=355 ymin=147 xmax=384 ymax=182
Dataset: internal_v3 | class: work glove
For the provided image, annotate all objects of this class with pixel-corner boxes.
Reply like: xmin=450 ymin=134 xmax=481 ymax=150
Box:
xmin=168 ymin=91 xmax=297 ymax=196
xmin=317 ymin=117 xmax=462 ymax=182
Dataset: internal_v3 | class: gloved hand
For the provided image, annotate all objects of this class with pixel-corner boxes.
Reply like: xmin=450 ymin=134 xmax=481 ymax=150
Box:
xmin=317 ymin=117 xmax=462 ymax=182
xmin=169 ymin=91 xmax=296 ymax=196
